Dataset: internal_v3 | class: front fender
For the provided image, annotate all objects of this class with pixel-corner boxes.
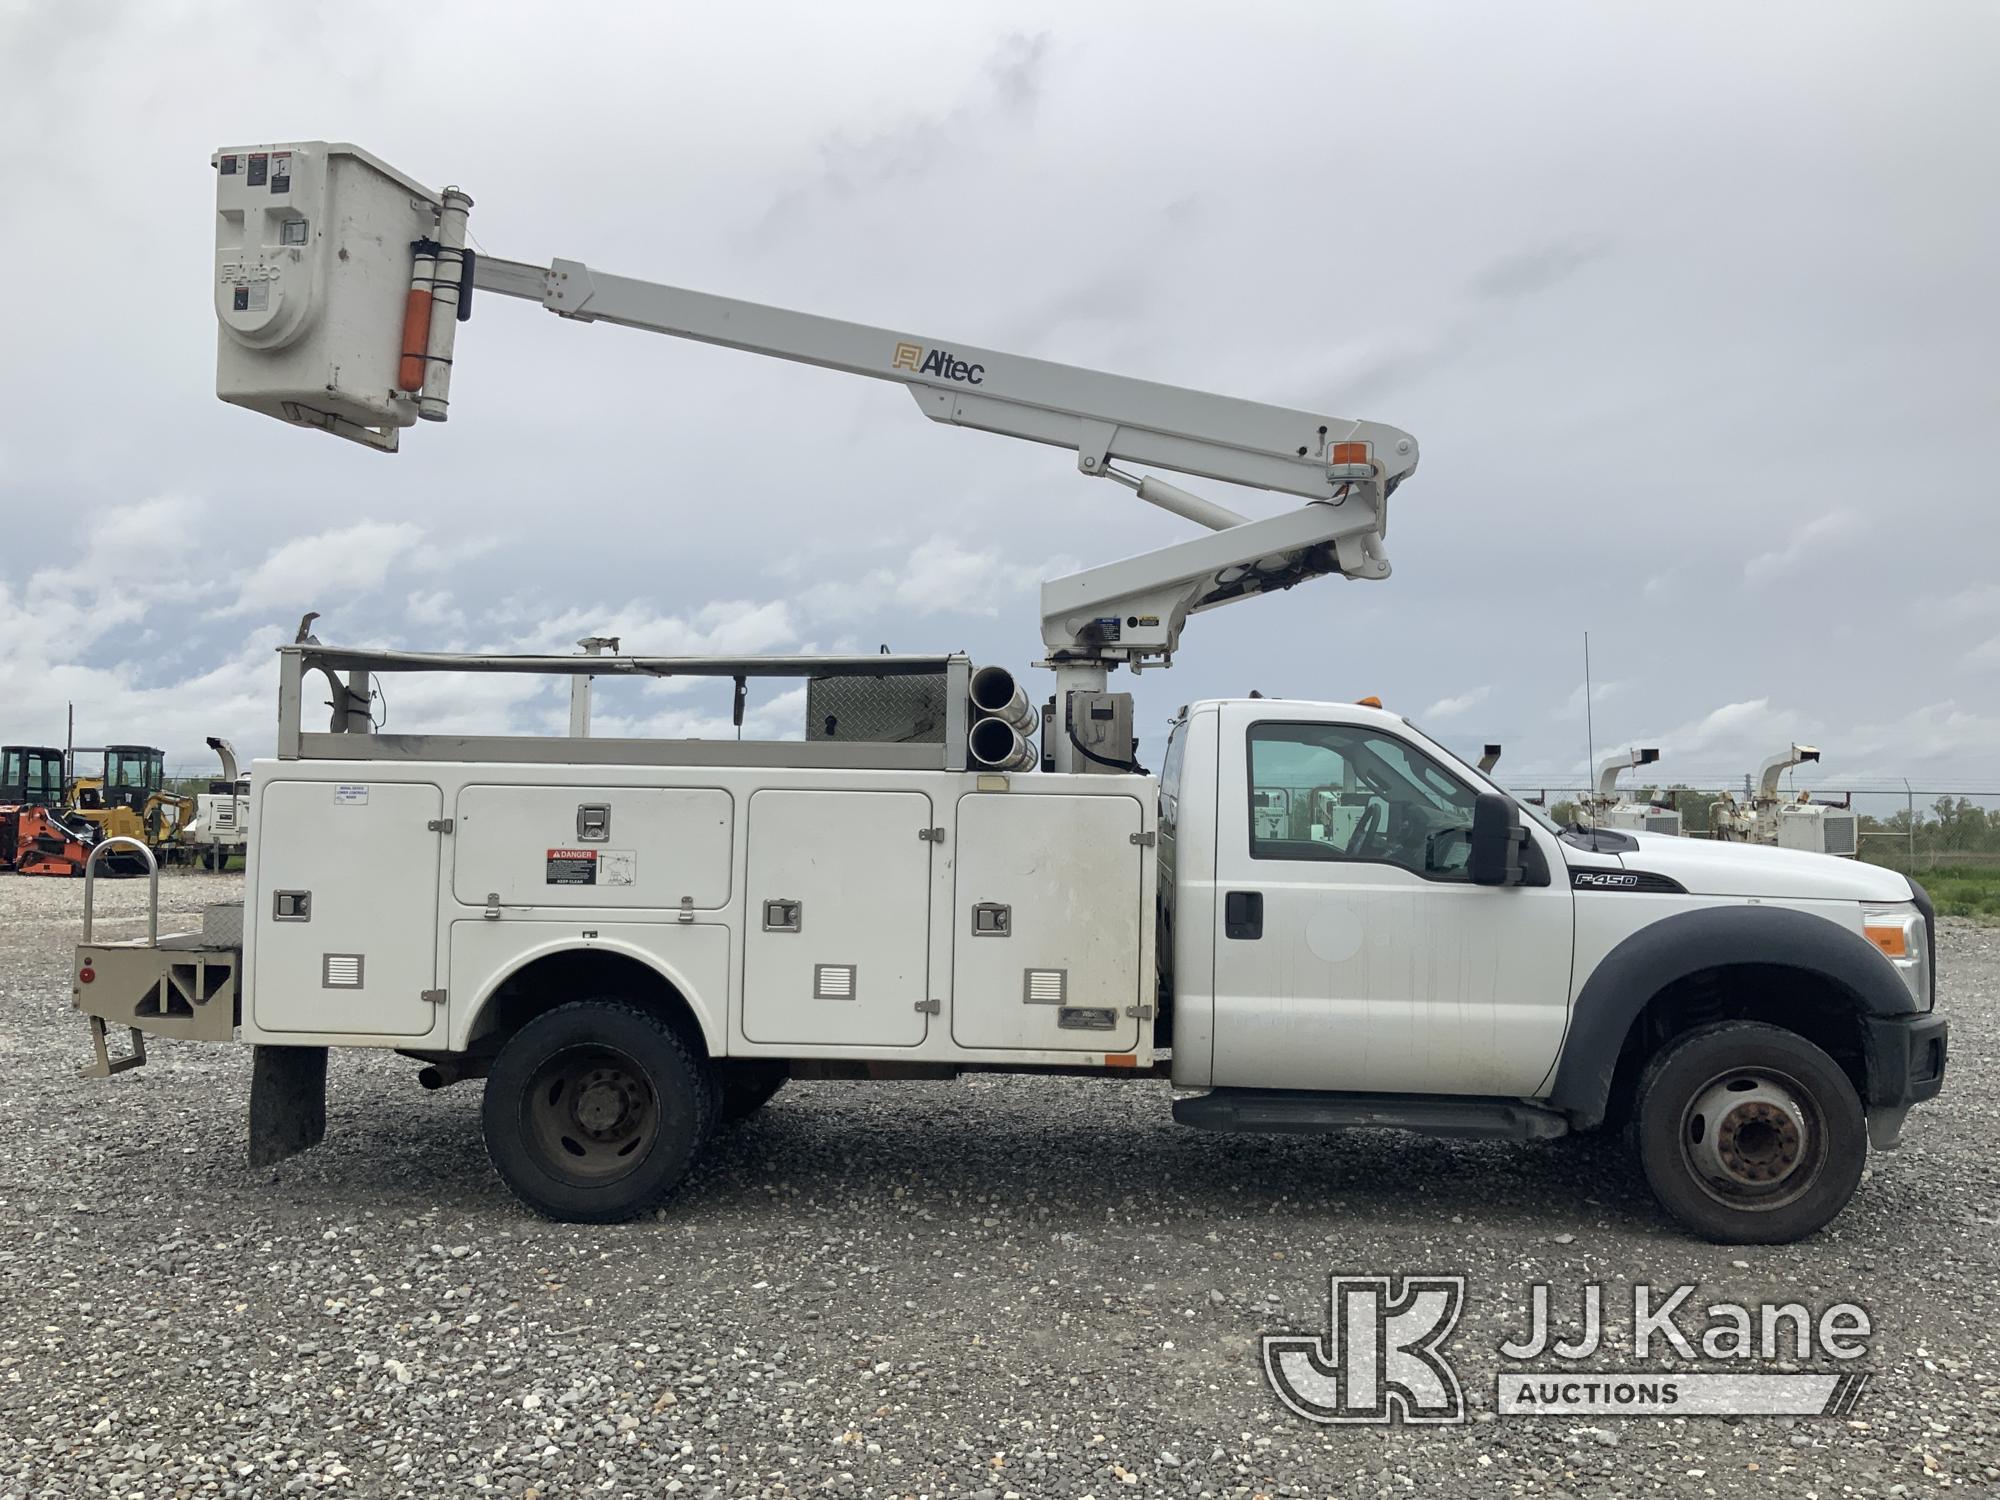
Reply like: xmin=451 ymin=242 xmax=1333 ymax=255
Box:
xmin=1548 ymin=903 xmax=1913 ymax=1129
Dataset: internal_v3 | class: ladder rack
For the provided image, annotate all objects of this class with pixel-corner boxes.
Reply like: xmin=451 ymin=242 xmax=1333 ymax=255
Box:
xmin=277 ymin=646 xmax=973 ymax=772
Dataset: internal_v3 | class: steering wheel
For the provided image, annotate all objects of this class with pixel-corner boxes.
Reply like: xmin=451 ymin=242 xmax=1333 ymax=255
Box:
xmin=1349 ymin=800 xmax=1384 ymax=858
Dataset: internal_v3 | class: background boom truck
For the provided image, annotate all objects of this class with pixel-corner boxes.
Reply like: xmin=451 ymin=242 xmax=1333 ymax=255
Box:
xmin=67 ymin=141 xmax=1946 ymax=1244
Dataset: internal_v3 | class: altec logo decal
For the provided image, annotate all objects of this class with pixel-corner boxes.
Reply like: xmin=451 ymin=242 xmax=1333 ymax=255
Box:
xmin=892 ymin=342 xmax=984 ymax=385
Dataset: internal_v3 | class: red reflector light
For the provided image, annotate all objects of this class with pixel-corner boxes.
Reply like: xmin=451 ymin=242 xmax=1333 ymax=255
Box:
xmin=79 ymin=967 xmax=95 ymax=984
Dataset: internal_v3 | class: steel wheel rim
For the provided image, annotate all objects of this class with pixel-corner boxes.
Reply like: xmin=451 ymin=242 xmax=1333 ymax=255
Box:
xmin=522 ymin=1043 xmax=659 ymax=1186
xmin=1678 ymin=1065 xmax=1826 ymax=1212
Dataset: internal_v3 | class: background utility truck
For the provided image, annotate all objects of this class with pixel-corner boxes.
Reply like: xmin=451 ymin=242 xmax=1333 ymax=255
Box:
xmin=66 ymin=142 xmax=1946 ymax=1244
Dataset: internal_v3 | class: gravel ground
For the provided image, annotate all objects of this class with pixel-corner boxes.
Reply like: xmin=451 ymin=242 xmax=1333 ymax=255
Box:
xmin=1 ymin=872 xmax=1995 ymax=1498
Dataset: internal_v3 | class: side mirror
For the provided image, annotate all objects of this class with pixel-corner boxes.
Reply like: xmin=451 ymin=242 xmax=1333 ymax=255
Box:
xmin=1469 ymin=792 xmax=1525 ymax=887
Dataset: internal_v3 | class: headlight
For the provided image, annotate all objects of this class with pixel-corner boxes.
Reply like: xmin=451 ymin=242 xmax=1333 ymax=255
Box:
xmin=1863 ymin=906 xmax=1932 ymax=1010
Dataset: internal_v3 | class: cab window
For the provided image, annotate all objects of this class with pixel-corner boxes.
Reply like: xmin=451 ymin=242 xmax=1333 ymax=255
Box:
xmin=1247 ymin=721 xmax=1481 ymax=880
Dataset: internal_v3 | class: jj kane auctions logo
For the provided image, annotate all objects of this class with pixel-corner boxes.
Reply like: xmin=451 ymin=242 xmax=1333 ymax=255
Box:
xmin=892 ymin=342 xmax=984 ymax=384
xmin=1265 ymin=1275 xmax=1874 ymax=1424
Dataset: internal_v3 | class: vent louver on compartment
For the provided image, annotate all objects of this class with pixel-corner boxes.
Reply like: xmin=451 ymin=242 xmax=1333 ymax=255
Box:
xmin=1023 ymin=968 xmax=1068 ymax=1005
xmin=321 ymin=953 xmax=365 ymax=988
xmin=813 ymin=963 xmax=856 ymax=1000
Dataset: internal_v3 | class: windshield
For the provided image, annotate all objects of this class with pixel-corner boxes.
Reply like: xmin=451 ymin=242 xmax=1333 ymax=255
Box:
xmin=1519 ymin=800 xmax=1563 ymax=835
xmin=1399 ymin=718 xmax=1559 ymax=833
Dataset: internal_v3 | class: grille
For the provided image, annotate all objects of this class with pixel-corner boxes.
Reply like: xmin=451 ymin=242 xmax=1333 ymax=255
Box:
xmin=1821 ymin=811 xmax=1859 ymax=856
xmin=813 ymin=963 xmax=856 ymax=1000
xmin=806 ymin=674 xmax=947 ymax=743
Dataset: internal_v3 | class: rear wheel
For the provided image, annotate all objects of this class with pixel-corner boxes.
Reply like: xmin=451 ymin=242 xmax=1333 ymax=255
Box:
xmin=1635 ymin=1020 xmax=1865 ymax=1244
xmin=482 ymin=998 xmax=713 ymax=1222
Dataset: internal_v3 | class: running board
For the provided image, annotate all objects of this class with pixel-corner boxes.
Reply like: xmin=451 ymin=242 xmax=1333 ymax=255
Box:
xmin=1173 ymin=1089 xmax=1569 ymax=1141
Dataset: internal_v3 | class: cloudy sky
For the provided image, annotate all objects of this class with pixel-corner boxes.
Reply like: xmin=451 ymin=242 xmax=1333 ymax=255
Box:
xmin=1 ymin=1 xmax=1994 ymax=800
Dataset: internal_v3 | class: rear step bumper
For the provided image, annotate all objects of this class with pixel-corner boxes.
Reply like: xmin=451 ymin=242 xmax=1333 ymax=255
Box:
xmin=1173 ymin=1088 xmax=1569 ymax=1141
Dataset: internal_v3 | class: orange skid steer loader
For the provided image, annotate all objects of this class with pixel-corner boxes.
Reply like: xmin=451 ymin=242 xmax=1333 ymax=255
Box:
xmin=0 ymin=746 xmax=91 ymax=877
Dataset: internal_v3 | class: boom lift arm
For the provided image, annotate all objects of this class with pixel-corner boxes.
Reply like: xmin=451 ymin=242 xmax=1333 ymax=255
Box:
xmin=471 ymin=254 xmax=1414 ymax=667
xmin=214 ymin=142 xmax=1419 ymax=684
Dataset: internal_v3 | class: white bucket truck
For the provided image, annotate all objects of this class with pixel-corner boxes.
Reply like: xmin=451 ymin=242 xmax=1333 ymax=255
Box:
xmin=65 ymin=143 xmax=1947 ymax=1244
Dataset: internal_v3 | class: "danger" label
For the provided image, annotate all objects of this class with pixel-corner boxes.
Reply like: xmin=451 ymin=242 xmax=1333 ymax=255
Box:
xmin=546 ymin=848 xmax=597 ymax=885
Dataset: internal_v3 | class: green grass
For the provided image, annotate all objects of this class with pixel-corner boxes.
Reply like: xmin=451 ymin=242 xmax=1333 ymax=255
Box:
xmin=1908 ymin=865 xmax=2000 ymax=921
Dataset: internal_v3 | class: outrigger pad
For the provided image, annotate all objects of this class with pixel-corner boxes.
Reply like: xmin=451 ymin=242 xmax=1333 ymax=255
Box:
xmin=249 ymin=1045 xmax=328 ymax=1167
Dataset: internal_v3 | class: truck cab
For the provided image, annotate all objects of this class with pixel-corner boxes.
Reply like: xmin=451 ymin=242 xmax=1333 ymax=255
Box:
xmin=1158 ymin=696 xmax=1946 ymax=1242
xmin=1161 ymin=699 xmax=1575 ymax=1098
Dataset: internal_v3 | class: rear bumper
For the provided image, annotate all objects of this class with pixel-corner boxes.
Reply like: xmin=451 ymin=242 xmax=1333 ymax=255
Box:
xmin=1861 ymin=1011 xmax=1947 ymax=1150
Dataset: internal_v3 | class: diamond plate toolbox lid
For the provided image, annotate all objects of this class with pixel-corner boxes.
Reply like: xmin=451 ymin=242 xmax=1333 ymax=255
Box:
xmin=805 ymin=672 xmax=948 ymax=743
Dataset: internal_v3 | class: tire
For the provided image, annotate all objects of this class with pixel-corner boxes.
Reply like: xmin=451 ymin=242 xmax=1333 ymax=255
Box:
xmin=482 ymin=998 xmax=714 ymax=1223
xmin=1634 ymin=1020 xmax=1866 ymax=1244
xmin=717 ymin=1063 xmax=788 ymax=1125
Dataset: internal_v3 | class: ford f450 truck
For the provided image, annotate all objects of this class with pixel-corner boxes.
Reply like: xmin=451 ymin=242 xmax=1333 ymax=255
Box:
xmin=71 ymin=650 xmax=1946 ymax=1245
xmin=63 ymin=140 xmax=1948 ymax=1244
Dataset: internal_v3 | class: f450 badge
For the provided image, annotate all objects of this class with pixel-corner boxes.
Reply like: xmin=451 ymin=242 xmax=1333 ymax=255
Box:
xmin=1572 ymin=870 xmax=1641 ymax=889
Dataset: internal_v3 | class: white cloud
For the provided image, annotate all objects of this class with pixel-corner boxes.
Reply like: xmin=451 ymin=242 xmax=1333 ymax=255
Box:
xmin=1554 ymin=680 xmax=1627 ymax=722
xmin=1961 ymin=635 xmax=2000 ymax=669
xmin=1936 ymin=584 xmax=2000 ymax=624
xmin=220 ymin=521 xmax=427 ymax=619
xmin=796 ymin=535 xmax=1079 ymax=623
xmin=1742 ymin=510 xmax=1862 ymax=585
xmin=1422 ymin=685 xmax=1492 ymax=720
xmin=519 ymin=598 xmax=800 ymax=658
xmin=1847 ymin=699 xmax=2000 ymax=768
xmin=405 ymin=590 xmax=464 ymax=630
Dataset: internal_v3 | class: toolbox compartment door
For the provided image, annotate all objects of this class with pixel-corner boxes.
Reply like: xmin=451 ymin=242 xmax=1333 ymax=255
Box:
xmin=741 ymin=789 xmax=931 ymax=1047
xmin=950 ymin=792 xmax=1144 ymax=1051
xmin=453 ymin=784 xmax=732 ymax=911
xmin=251 ymin=779 xmax=442 ymax=1037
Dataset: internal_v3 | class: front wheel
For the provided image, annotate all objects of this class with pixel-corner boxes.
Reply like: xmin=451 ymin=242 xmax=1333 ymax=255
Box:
xmin=482 ymin=999 xmax=713 ymax=1222
xmin=1635 ymin=1020 xmax=1866 ymax=1244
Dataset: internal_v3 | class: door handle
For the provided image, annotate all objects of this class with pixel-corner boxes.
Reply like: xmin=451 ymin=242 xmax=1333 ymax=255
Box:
xmin=1224 ymin=890 xmax=1263 ymax=940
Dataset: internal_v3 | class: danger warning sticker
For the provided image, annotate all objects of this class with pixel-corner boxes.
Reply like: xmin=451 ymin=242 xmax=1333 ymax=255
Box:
xmin=546 ymin=848 xmax=597 ymax=885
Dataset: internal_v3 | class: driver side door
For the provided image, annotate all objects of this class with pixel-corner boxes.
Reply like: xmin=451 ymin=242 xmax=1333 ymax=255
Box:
xmin=1209 ymin=706 xmax=1575 ymax=1097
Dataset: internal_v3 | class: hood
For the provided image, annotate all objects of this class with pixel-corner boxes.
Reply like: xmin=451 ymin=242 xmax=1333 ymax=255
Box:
xmin=1604 ymin=833 xmax=1914 ymax=902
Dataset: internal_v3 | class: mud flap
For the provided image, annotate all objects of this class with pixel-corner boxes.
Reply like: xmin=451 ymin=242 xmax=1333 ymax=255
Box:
xmin=249 ymin=1045 xmax=328 ymax=1167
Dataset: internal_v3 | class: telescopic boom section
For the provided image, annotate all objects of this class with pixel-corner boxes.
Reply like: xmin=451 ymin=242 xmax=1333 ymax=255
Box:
xmin=213 ymin=141 xmax=1418 ymax=666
